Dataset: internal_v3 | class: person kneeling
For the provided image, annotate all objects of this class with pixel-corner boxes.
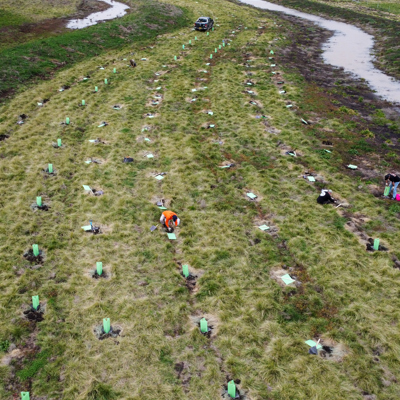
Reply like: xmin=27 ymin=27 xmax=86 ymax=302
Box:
xmin=317 ymin=189 xmax=335 ymax=205
xmin=160 ymin=210 xmax=180 ymax=232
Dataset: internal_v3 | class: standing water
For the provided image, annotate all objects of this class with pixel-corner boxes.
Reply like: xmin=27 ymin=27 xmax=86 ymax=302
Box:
xmin=238 ymin=0 xmax=400 ymax=104
xmin=67 ymin=0 xmax=129 ymax=30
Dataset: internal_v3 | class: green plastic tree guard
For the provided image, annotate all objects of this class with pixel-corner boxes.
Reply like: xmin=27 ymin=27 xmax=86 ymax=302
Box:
xmin=200 ymin=318 xmax=208 ymax=333
xmin=48 ymin=164 xmax=53 ymax=173
xmin=32 ymin=295 xmax=39 ymax=310
xmin=373 ymin=239 xmax=380 ymax=251
xmin=189 ymin=40 xmax=192 ymax=44
xmin=223 ymin=42 xmax=225 ymax=47
xmin=21 ymin=392 xmax=30 ymax=400
xmin=96 ymin=262 xmax=103 ymax=276
xmin=174 ymin=55 xmax=177 ymax=61
xmin=195 ymin=36 xmax=198 ymax=40
xmin=182 ymin=44 xmax=185 ymax=49
xmin=207 ymin=32 xmax=209 ymax=36
xmin=36 ymin=196 xmax=42 ymax=206
xmin=228 ymin=380 xmax=236 ymax=398
xmin=57 ymin=138 xmax=62 ymax=147
xmin=219 ymin=45 xmax=221 ymax=49
xmin=95 ymin=86 xmax=98 ymax=92
xmin=210 ymin=54 xmax=213 ymax=59
xmin=82 ymin=100 xmax=85 ymax=106
xmin=384 ymin=186 xmax=390 ymax=196
xmin=113 ymin=68 xmax=116 ymax=73
xmin=66 ymin=117 xmax=70 ymax=125
xmin=32 ymin=244 xmax=39 ymax=257
xmin=105 ymin=79 xmax=108 ymax=85
xmin=103 ymin=318 xmax=111 ymax=334
xmin=215 ymin=48 xmax=217 ymax=53
xmin=182 ymin=265 xmax=189 ymax=278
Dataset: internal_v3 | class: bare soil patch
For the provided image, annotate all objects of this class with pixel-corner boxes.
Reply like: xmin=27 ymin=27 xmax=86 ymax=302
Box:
xmin=190 ymin=313 xmax=219 ymax=339
xmin=23 ymin=249 xmax=44 ymax=264
xmin=318 ymin=337 xmax=350 ymax=362
xmin=93 ymin=324 xmax=122 ymax=341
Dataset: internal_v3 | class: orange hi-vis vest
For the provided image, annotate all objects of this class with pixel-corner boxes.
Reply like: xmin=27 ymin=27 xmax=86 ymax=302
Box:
xmin=163 ymin=211 xmax=178 ymax=227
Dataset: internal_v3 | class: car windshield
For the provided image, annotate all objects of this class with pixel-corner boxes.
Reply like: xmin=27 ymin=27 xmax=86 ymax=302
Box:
xmin=198 ymin=18 xmax=208 ymax=22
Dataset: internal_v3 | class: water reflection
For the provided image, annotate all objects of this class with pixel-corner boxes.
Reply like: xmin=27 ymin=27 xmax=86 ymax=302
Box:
xmin=67 ymin=0 xmax=129 ymax=30
xmin=239 ymin=0 xmax=400 ymax=103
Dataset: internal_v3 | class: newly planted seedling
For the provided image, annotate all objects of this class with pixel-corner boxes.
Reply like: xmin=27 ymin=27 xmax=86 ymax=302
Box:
xmin=228 ymin=380 xmax=236 ymax=398
xmin=32 ymin=244 xmax=39 ymax=257
xmin=32 ymin=295 xmax=39 ymax=310
xmin=200 ymin=318 xmax=208 ymax=333
xmin=103 ymin=318 xmax=111 ymax=334
xmin=96 ymin=262 xmax=103 ymax=276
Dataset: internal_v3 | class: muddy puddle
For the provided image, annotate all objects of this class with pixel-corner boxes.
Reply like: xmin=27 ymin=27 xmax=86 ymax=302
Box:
xmin=238 ymin=0 xmax=400 ymax=103
xmin=67 ymin=0 xmax=130 ymax=29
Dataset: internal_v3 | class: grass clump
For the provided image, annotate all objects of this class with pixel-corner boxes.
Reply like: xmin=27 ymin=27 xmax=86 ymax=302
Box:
xmin=0 ymin=340 xmax=10 ymax=352
xmin=86 ymin=382 xmax=119 ymax=400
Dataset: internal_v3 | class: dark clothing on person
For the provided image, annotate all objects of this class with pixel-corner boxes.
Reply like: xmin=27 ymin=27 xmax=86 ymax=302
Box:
xmin=385 ymin=174 xmax=400 ymax=183
xmin=317 ymin=190 xmax=335 ymax=205
xmin=385 ymin=174 xmax=400 ymax=199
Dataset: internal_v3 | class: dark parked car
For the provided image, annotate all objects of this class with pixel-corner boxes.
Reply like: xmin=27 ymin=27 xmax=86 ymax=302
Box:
xmin=194 ymin=17 xmax=214 ymax=31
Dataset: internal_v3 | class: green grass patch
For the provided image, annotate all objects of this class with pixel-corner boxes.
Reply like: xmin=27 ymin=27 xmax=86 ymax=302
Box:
xmin=0 ymin=9 xmax=30 ymax=28
xmin=0 ymin=0 xmax=190 ymax=99
xmin=0 ymin=340 xmax=10 ymax=352
xmin=16 ymin=350 xmax=50 ymax=381
xmin=368 ymin=2 xmax=400 ymax=15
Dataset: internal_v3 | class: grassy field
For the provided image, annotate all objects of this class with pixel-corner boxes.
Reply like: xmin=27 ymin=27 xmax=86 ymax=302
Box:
xmin=0 ymin=0 xmax=400 ymax=399
xmin=0 ymin=0 xmax=81 ymax=23
xmin=0 ymin=0 xmax=190 ymax=98
xmin=305 ymin=0 xmax=400 ymax=17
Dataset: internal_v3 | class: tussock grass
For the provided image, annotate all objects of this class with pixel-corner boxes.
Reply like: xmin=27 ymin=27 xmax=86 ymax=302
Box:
xmin=0 ymin=0 xmax=400 ymax=399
